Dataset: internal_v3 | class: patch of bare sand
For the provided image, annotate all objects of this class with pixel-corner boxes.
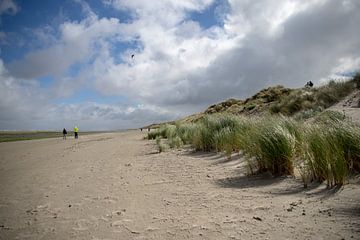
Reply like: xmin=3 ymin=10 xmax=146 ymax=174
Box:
xmin=329 ymin=89 xmax=360 ymax=123
xmin=0 ymin=131 xmax=359 ymax=239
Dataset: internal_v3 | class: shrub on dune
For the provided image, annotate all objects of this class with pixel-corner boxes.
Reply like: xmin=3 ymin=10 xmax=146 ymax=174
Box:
xmin=302 ymin=118 xmax=360 ymax=187
xmin=175 ymin=123 xmax=197 ymax=144
xmin=191 ymin=114 xmax=248 ymax=153
xmin=253 ymin=118 xmax=297 ymax=176
xmin=156 ymin=136 xmax=168 ymax=153
xmin=147 ymin=111 xmax=359 ymax=187
xmin=147 ymin=131 xmax=159 ymax=140
xmin=314 ymin=110 xmax=346 ymax=124
xmin=192 ymin=123 xmax=213 ymax=151
xmin=168 ymin=136 xmax=183 ymax=149
xmin=214 ymin=127 xmax=235 ymax=157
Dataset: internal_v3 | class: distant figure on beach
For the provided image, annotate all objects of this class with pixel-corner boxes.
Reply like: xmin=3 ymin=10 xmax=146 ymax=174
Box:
xmin=305 ymin=81 xmax=314 ymax=88
xmin=63 ymin=128 xmax=67 ymax=140
xmin=74 ymin=126 xmax=79 ymax=139
xmin=140 ymin=128 xmax=143 ymax=131
xmin=148 ymin=128 xmax=150 ymax=131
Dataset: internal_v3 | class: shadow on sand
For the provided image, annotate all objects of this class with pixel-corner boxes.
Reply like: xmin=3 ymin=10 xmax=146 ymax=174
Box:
xmin=182 ymin=149 xmax=347 ymax=197
xmin=182 ymin=150 xmax=224 ymax=161
xmin=215 ymin=172 xmax=285 ymax=189
xmin=334 ymin=205 xmax=360 ymax=218
xmin=182 ymin=150 xmax=245 ymax=165
xmin=216 ymin=172 xmax=345 ymax=197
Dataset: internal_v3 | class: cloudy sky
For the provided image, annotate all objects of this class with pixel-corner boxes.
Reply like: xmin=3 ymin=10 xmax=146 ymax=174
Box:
xmin=0 ymin=0 xmax=359 ymax=130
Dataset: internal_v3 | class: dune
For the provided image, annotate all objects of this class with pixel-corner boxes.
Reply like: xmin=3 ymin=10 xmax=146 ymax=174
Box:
xmin=330 ymin=89 xmax=360 ymax=123
xmin=0 ymin=131 xmax=359 ymax=239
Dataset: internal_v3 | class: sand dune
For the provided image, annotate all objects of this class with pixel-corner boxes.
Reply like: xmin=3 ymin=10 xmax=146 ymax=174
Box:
xmin=330 ymin=89 xmax=360 ymax=123
xmin=0 ymin=131 xmax=359 ymax=239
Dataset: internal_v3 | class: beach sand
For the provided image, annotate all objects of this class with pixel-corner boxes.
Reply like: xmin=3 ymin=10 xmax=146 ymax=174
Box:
xmin=0 ymin=130 xmax=359 ymax=239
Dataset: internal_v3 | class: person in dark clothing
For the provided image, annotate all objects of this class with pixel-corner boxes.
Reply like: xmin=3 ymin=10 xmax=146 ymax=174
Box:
xmin=63 ymin=128 xmax=67 ymax=140
xmin=305 ymin=81 xmax=314 ymax=88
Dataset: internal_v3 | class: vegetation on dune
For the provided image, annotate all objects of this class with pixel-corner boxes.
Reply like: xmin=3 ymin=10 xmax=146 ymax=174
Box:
xmin=143 ymin=76 xmax=359 ymax=131
xmin=354 ymin=72 xmax=360 ymax=89
xmin=301 ymin=119 xmax=360 ymax=187
xmin=146 ymin=75 xmax=360 ymax=188
xmin=176 ymin=77 xmax=357 ymax=125
xmin=270 ymin=80 xmax=354 ymax=117
xmin=204 ymin=86 xmax=292 ymax=116
xmin=147 ymin=111 xmax=360 ymax=187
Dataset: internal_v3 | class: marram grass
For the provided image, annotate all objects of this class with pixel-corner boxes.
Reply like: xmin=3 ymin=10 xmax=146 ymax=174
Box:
xmin=148 ymin=113 xmax=360 ymax=187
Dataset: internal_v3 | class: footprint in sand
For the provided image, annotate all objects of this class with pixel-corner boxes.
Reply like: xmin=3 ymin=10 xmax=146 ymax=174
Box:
xmin=73 ymin=219 xmax=94 ymax=231
xmin=83 ymin=196 xmax=119 ymax=204
xmin=111 ymin=219 xmax=141 ymax=234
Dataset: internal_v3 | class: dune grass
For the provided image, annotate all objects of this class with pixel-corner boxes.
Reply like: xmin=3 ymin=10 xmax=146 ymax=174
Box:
xmin=145 ymin=76 xmax=360 ymax=186
xmin=148 ymin=111 xmax=360 ymax=187
xmin=302 ymin=120 xmax=360 ymax=187
xmin=270 ymin=79 xmax=355 ymax=117
xmin=355 ymin=72 xmax=360 ymax=89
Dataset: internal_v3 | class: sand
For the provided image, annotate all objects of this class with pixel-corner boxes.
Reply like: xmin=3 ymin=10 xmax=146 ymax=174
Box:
xmin=0 ymin=130 xmax=359 ymax=240
xmin=329 ymin=89 xmax=360 ymax=123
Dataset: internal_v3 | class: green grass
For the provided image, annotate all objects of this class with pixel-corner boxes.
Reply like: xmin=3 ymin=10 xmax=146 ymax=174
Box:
xmin=146 ymin=75 xmax=360 ymax=186
xmin=174 ymin=123 xmax=197 ymax=144
xmin=270 ymin=79 xmax=355 ymax=117
xmin=355 ymin=72 xmax=360 ymax=89
xmin=155 ymin=136 xmax=169 ymax=153
xmin=0 ymin=131 xmax=99 ymax=142
xmin=254 ymin=117 xmax=298 ymax=175
xmin=302 ymin=123 xmax=357 ymax=187
xmin=148 ymin=112 xmax=360 ymax=187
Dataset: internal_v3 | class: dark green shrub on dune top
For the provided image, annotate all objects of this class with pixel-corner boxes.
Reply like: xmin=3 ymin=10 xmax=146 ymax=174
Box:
xmin=315 ymin=80 xmax=354 ymax=108
xmin=354 ymin=72 xmax=360 ymax=89
xmin=270 ymin=78 xmax=355 ymax=117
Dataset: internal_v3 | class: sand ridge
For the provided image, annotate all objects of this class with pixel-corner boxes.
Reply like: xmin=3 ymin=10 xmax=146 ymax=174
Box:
xmin=0 ymin=131 xmax=359 ymax=239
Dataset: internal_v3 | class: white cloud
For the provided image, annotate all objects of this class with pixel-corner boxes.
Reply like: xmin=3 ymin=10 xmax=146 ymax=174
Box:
xmin=224 ymin=0 xmax=328 ymax=37
xmin=0 ymin=59 xmax=48 ymax=129
xmin=0 ymin=59 xmax=177 ymax=130
xmin=0 ymin=0 xmax=18 ymax=15
xmin=321 ymin=56 xmax=360 ymax=83
xmin=2 ymin=0 xmax=360 ymax=130
xmin=90 ymin=0 xmax=360 ymax=109
xmin=88 ymin=0 xmax=238 ymax=108
xmin=7 ymin=9 xmax=123 ymax=78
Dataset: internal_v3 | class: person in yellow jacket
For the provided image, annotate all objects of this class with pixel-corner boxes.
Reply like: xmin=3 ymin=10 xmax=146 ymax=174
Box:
xmin=74 ymin=126 xmax=79 ymax=139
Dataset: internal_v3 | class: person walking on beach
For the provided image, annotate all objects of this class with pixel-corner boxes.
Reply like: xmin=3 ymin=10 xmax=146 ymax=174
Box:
xmin=63 ymin=128 xmax=67 ymax=140
xmin=74 ymin=126 xmax=79 ymax=139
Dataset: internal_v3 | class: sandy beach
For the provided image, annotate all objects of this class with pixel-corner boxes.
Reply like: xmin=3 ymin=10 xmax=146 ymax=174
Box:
xmin=0 ymin=130 xmax=359 ymax=240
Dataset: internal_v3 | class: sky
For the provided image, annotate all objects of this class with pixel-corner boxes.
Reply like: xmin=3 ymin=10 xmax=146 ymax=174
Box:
xmin=0 ymin=0 xmax=360 ymax=130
